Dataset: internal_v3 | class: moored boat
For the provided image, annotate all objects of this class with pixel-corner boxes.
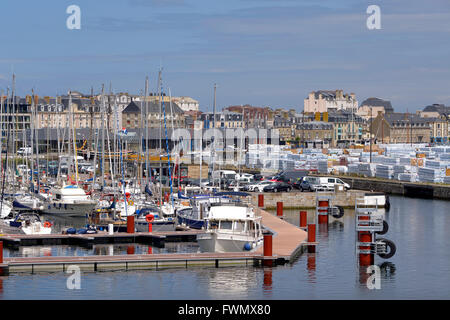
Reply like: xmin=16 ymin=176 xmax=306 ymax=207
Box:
xmin=197 ymin=193 xmax=263 ymax=253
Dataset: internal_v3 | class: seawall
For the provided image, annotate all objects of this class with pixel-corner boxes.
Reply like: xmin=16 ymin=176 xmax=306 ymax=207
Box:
xmin=334 ymin=175 xmax=450 ymax=200
xmin=250 ymin=190 xmax=371 ymax=210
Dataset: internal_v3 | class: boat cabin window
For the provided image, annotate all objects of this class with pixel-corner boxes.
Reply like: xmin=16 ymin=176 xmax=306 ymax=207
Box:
xmin=55 ymin=194 xmax=61 ymax=200
xmin=233 ymin=221 xmax=245 ymax=232
xmin=220 ymin=221 xmax=232 ymax=230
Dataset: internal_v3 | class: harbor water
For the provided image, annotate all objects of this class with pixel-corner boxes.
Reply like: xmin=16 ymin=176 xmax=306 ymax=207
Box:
xmin=0 ymin=195 xmax=449 ymax=299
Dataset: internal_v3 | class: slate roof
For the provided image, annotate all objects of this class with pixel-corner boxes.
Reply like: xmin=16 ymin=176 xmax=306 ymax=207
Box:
xmin=123 ymin=100 xmax=183 ymax=114
xmin=384 ymin=112 xmax=432 ymax=126
xmin=360 ymin=97 xmax=394 ymax=113
xmin=422 ymin=104 xmax=450 ymax=115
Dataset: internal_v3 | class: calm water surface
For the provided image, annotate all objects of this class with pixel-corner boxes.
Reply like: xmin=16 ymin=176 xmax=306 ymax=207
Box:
xmin=0 ymin=195 xmax=449 ymax=299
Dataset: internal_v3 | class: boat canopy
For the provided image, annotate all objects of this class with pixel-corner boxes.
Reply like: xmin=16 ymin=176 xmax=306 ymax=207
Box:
xmin=213 ymin=191 xmax=250 ymax=197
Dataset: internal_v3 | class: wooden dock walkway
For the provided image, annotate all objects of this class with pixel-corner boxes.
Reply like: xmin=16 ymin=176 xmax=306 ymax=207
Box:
xmin=254 ymin=208 xmax=308 ymax=261
xmin=0 ymin=209 xmax=309 ymax=275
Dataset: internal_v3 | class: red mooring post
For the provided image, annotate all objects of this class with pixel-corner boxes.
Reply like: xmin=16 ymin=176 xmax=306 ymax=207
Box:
xmin=0 ymin=241 xmax=3 ymax=264
xmin=148 ymin=222 xmax=153 ymax=233
xmin=127 ymin=246 xmax=135 ymax=255
xmin=307 ymin=224 xmax=316 ymax=253
xmin=276 ymin=202 xmax=283 ymax=217
xmin=263 ymin=232 xmax=273 ymax=267
xmin=300 ymin=211 xmax=307 ymax=229
xmin=318 ymin=200 xmax=329 ymax=224
xmin=258 ymin=194 xmax=264 ymax=207
xmin=263 ymin=233 xmax=273 ymax=256
xmin=127 ymin=215 xmax=135 ymax=233
xmin=358 ymin=215 xmax=374 ymax=266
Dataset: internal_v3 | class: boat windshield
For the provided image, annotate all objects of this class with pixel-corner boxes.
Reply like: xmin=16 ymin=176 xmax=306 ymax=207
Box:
xmin=220 ymin=221 xmax=232 ymax=230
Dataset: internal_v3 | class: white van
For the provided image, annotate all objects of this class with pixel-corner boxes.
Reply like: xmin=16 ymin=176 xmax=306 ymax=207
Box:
xmin=212 ymin=170 xmax=237 ymax=181
xmin=17 ymin=147 xmax=32 ymax=156
xmin=318 ymin=177 xmax=350 ymax=191
xmin=236 ymin=173 xmax=254 ymax=183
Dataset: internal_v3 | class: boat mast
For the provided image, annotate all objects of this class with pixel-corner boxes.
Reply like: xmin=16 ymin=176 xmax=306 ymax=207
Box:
xmin=32 ymin=90 xmax=40 ymax=192
xmin=70 ymin=90 xmax=79 ymax=185
xmin=158 ymin=70 xmax=163 ymax=210
xmin=11 ymin=74 xmax=16 ymax=176
xmin=145 ymin=76 xmax=153 ymax=191
xmin=56 ymin=94 xmax=62 ymax=183
xmin=161 ymin=77 xmax=173 ymax=204
xmin=100 ymin=85 xmax=105 ymax=190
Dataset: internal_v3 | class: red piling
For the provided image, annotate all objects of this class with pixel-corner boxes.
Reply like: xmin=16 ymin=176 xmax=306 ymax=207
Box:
xmin=307 ymin=224 xmax=316 ymax=253
xmin=263 ymin=233 xmax=273 ymax=257
xmin=276 ymin=202 xmax=283 ymax=217
xmin=127 ymin=215 xmax=135 ymax=234
xmin=300 ymin=211 xmax=307 ymax=228
xmin=318 ymin=200 xmax=329 ymax=224
xmin=148 ymin=222 xmax=153 ymax=233
xmin=0 ymin=241 xmax=2 ymax=264
xmin=358 ymin=215 xmax=374 ymax=266
xmin=258 ymin=194 xmax=264 ymax=208
xmin=127 ymin=246 xmax=135 ymax=255
xmin=263 ymin=233 xmax=273 ymax=267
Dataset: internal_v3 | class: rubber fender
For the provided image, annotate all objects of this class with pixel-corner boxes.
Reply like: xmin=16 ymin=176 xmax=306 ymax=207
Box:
xmin=377 ymin=238 xmax=396 ymax=259
xmin=375 ymin=220 xmax=389 ymax=235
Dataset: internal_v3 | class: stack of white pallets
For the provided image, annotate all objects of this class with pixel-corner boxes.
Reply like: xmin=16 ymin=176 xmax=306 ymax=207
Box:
xmin=376 ymin=164 xmax=394 ymax=179
xmin=348 ymin=163 xmax=359 ymax=174
xmin=358 ymin=163 xmax=375 ymax=177
xmin=318 ymin=160 xmax=329 ymax=174
xmin=398 ymin=173 xmax=413 ymax=182
xmin=417 ymin=167 xmax=443 ymax=183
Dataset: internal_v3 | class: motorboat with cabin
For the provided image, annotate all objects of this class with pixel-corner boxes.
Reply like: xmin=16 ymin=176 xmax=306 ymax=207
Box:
xmin=196 ymin=192 xmax=263 ymax=253
xmin=176 ymin=191 xmax=234 ymax=230
xmin=41 ymin=184 xmax=97 ymax=217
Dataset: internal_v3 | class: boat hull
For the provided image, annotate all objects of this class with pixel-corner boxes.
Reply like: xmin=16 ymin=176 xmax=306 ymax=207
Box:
xmin=177 ymin=215 xmax=205 ymax=229
xmin=135 ymin=219 xmax=176 ymax=233
xmin=42 ymin=202 xmax=97 ymax=217
xmin=197 ymin=232 xmax=263 ymax=253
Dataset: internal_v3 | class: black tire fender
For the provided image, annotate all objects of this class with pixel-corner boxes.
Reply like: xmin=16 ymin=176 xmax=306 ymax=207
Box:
xmin=377 ymin=238 xmax=396 ymax=259
xmin=334 ymin=205 xmax=345 ymax=219
xmin=375 ymin=220 xmax=389 ymax=235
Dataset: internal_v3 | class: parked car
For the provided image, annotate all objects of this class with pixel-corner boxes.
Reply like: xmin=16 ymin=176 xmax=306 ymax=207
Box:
xmin=253 ymin=174 xmax=263 ymax=181
xmin=292 ymin=177 xmax=304 ymax=190
xmin=299 ymin=176 xmax=322 ymax=192
xmin=248 ymin=180 xmax=274 ymax=192
xmin=263 ymin=181 xmax=292 ymax=193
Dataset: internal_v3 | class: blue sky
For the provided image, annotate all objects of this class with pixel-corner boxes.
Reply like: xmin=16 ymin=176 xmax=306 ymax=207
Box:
xmin=1 ymin=0 xmax=450 ymax=112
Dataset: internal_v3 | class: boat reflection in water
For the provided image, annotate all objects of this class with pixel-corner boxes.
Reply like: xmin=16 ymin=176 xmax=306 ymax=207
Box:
xmin=195 ymin=267 xmax=260 ymax=299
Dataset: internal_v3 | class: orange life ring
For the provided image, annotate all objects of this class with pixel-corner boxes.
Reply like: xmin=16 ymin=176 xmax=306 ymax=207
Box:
xmin=44 ymin=221 xmax=52 ymax=228
xmin=145 ymin=214 xmax=155 ymax=223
